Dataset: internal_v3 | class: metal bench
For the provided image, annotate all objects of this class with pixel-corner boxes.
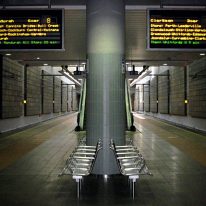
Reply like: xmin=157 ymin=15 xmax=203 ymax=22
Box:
xmin=110 ymin=139 xmax=152 ymax=199
xmin=59 ymin=139 xmax=102 ymax=198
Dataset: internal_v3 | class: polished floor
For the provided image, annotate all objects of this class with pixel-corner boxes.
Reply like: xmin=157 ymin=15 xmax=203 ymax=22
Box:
xmin=0 ymin=113 xmax=206 ymax=205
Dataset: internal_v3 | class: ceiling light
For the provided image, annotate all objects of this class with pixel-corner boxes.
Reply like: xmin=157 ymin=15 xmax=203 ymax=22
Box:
xmin=163 ymin=63 xmax=167 ymax=66
xmin=36 ymin=57 xmax=40 ymax=60
xmin=43 ymin=63 xmax=48 ymax=66
xmin=81 ymin=62 xmax=86 ymax=65
xmin=126 ymin=62 xmax=130 ymax=65
xmin=5 ymin=53 xmax=11 ymax=56
xmin=200 ymin=53 xmax=205 ymax=56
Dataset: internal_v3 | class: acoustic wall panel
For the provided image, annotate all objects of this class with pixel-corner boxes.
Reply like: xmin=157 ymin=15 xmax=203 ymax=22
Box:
xmin=53 ymin=77 xmax=61 ymax=113
xmin=67 ymin=85 xmax=72 ymax=112
xmin=150 ymin=77 xmax=158 ymax=113
xmin=25 ymin=67 xmax=41 ymax=116
xmin=0 ymin=57 xmax=23 ymax=119
xmin=144 ymin=83 xmax=150 ymax=112
xmin=170 ymin=67 xmax=186 ymax=116
xmin=61 ymin=83 xmax=67 ymax=112
xmin=189 ymin=57 xmax=206 ymax=118
xmin=158 ymin=70 xmax=169 ymax=114
xmin=42 ymin=71 xmax=53 ymax=114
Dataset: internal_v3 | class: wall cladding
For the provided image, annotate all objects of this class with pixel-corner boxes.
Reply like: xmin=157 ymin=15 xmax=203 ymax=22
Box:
xmin=25 ymin=67 xmax=41 ymax=116
xmin=61 ymin=83 xmax=67 ymax=112
xmin=42 ymin=71 xmax=53 ymax=114
xmin=134 ymin=87 xmax=139 ymax=111
xmin=72 ymin=88 xmax=78 ymax=111
xmin=139 ymin=86 xmax=144 ymax=111
xmin=67 ymin=85 xmax=72 ymax=112
xmin=189 ymin=57 xmax=206 ymax=118
xmin=158 ymin=70 xmax=169 ymax=114
xmin=170 ymin=67 xmax=186 ymax=116
xmin=150 ymin=77 xmax=158 ymax=113
xmin=53 ymin=77 xmax=61 ymax=113
xmin=144 ymin=82 xmax=150 ymax=112
xmin=0 ymin=57 xmax=23 ymax=119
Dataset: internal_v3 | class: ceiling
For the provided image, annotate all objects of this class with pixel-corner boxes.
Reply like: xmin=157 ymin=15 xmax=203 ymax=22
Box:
xmin=0 ymin=0 xmax=206 ymax=67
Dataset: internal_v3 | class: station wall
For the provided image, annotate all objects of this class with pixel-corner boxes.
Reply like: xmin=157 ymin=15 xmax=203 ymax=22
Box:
xmin=134 ymin=57 xmax=206 ymax=133
xmin=150 ymin=77 xmax=158 ymax=113
xmin=158 ymin=70 xmax=169 ymax=114
xmin=143 ymin=83 xmax=150 ymax=112
xmin=0 ymin=57 xmax=79 ymax=133
xmin=25 ymin=66 xmax=41 ymax=116
xmin=0 ymin=57 xmax=23 ymax=119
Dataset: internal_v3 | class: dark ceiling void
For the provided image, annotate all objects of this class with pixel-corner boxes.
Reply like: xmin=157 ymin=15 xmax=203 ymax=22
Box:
xmin=1 ymin=0 xmax=205 ymax=6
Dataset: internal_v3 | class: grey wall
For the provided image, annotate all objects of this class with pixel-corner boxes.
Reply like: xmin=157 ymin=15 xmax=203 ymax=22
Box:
xmin=72 ymin=88 xmax=78 ymax=111
xmin=42 ymin=71 xmax=53 ymax=114
xmin=53 ymin=77 xmax=61 ymax=113
xmin=170 ymin=67 xmax=186 ymax=116
xmin=61 ymin=84 xmax=68 ymax=112
xmin=158 ymin=70 xmax=169 ymax=114
xmin=25 ymin=66 xmax=41 ymax=116
xmin=150 ymin=77 xmax=158 ymax=113
xmin=134 ymin=62 xmax=206 ymax=132
xmin=189 ymin=57 xmax=206 ymax=118
xmin=0 ymin=59 xmax=78 ymax=133
xmin=67 ymin=85 xmax=73 ymax=112
xmin=1 ymin=57 xmax=23 ymax=119
xmin=134 ymin=87 xmax=139 ymax=111
xmin=139 ymin=85 xmax=144 ymax=111
xmin=144 ymin=83 xmax=150 ymax=112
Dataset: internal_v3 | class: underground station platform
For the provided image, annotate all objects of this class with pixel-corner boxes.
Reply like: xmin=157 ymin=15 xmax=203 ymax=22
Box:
xmin=0 ymin=113 xmax=206 ymax=206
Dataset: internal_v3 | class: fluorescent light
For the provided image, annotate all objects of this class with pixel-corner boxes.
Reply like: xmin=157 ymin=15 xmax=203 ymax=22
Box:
xmin=81 ymin=62 xmax=86 ymax=65
xmin=163 ymin=63 xmax=167 ymax=66
xmin=36 ymin=57 xmax=40 ymax=60
xmin=126 ymin=62 xmax=130 ymax=65
xmin=43 ymin=63 xmax=48 ymax=66
xmin=200 ymin=53 xmax=205 ymax=56
xmin=5 ymin=53 xmax=11 ymax=56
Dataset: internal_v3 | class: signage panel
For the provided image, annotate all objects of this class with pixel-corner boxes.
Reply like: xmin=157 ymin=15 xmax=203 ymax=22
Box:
xmin=0 ymin=9 xmax=64 ymax=50
xmin=147 ymin=9 xmax=206 ymax=50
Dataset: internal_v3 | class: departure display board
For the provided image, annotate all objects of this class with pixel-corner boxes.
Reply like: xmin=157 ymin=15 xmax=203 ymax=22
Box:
xmin=147 ymin=9 xmax=206 ymax=50
xmin=0 ymin=9 xmax=64 ymax=50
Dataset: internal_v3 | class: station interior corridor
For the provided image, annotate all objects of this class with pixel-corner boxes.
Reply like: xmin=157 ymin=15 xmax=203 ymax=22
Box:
xmin=0 ymin=113 xmax=205 ymax=206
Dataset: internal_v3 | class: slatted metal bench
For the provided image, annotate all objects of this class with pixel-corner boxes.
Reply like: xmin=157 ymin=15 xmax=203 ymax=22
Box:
xmin=110 ymin=139 xmax=152 ymax=199
xmin=59 ymin=139 xmax=102 ymax=198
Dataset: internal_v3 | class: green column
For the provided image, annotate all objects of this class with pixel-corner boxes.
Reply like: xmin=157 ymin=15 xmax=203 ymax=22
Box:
xmin=86 ymin=0 xmax=126 ymax=174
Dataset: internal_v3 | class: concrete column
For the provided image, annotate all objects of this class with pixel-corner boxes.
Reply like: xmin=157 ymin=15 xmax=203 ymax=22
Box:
xmin=86 ymin=0 xmax=126 ymax=174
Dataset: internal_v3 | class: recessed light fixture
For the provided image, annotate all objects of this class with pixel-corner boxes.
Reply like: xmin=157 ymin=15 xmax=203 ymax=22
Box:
xmin=36 ymin=57 xmax=40 ymax=60
xmin=5 ymin=53 xmax=11 ymax=56
xmin=43 ymin=63 xmax=48 ymax=66
xmin=163 ymin=63 xmax=168 ymax=66
xmin=200 ymin=53 xmax=205 ymax=56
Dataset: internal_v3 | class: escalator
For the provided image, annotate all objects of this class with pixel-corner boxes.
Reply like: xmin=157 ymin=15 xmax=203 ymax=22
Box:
xmin=125 ymin=79 xmax=136 ymax=131
xmin=75 ymin=79 xmax=86 ymax=131
xmin=75 ymin=78 xmax=135 ymax=131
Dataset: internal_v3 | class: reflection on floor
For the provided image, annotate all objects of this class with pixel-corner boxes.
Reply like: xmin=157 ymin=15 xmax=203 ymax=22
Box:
xmin=0 ymin=113 xmax=206 ymax=205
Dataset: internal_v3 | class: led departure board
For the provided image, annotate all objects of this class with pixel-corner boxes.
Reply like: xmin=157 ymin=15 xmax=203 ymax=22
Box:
xmin=0 ymin=9 xmax=64 ymax=50
xmin=147 ymin=9 xmax=206 ymax=50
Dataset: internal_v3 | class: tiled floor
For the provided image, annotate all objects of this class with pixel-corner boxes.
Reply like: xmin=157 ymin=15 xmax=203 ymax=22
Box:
xmin=0 ymin=113 xmax=206 ymax=205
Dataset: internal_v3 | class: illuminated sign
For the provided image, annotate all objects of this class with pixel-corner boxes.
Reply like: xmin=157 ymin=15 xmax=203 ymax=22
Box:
xmin=147 ymin=9 xmax=206 ymax=50
xmin=0 ymin=9 xmax=64 ymax=50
